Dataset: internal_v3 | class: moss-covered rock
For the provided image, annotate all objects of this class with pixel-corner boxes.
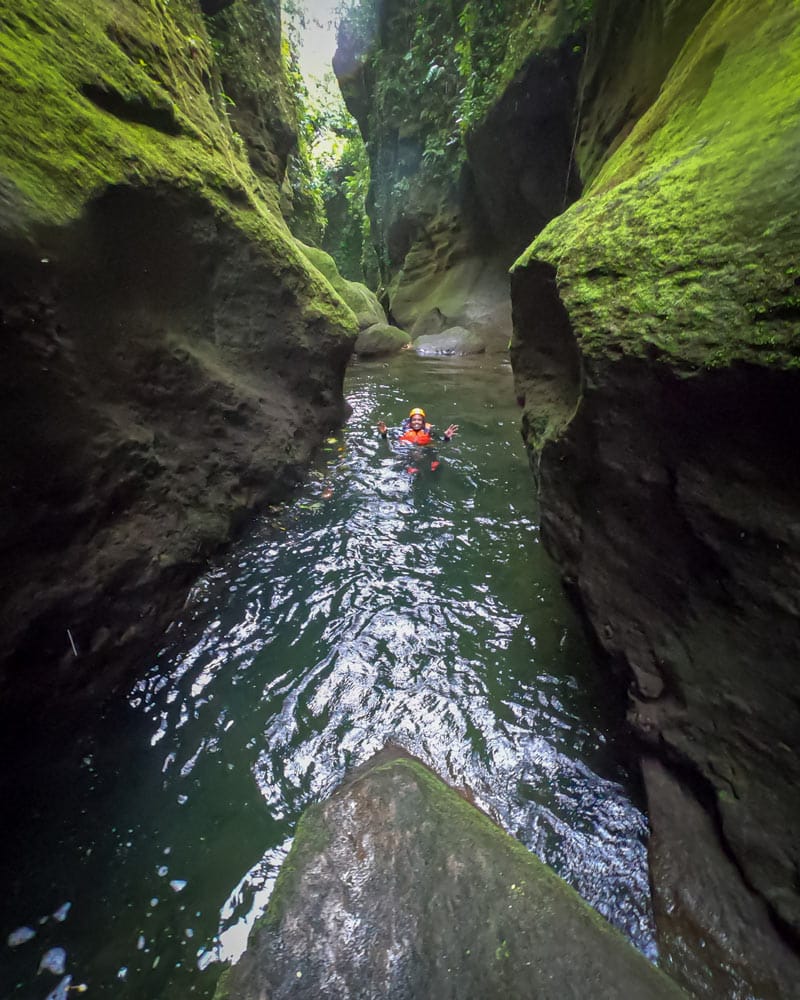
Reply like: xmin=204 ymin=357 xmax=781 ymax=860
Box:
xmin=206 ymin=0 xmax=296 ymax=187
xmin=295 ymin=240 xmax=385 ymax=329
xmin=355 ymin=322 xmax=410 ymax=356
xmin=0 ymin=0 xmax=357 ymax=731
xmin=515 ymin=0 xmax=800 ymax=371
xmin=510 ymin=0 xmax=800 ymax=989
xmin=216 ymin=749 xmax=687 ymax=999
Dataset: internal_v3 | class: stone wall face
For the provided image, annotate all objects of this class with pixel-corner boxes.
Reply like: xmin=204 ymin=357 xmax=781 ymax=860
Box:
xmin=0 ymin=0 xmax=356 ymax=732
xmin=332 ymin=0 xmax=706 ymax=342
xmin=511 ymin=0 xmax=800 ymax=991
xmin=333 ymin=0 xmax=591 ymax=339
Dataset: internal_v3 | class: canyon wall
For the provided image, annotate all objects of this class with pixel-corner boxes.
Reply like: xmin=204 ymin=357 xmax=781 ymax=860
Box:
xmin=334 ymin=0 xmax=593 ymax=342
xmin=0 ymin=0 xmax=357 ymax=735
xmin=511 ymin=0 xmax=800 ymax=993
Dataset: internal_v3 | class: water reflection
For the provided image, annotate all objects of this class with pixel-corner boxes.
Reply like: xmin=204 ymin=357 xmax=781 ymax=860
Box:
xmin=2 ymin=355 xmax=654 ymax=999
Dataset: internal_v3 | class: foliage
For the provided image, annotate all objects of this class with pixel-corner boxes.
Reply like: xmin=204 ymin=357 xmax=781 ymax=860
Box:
xmin=335 ymin=0 xmax=593 ymax=219
xmin=281 ymin=33 xmax=327 ymax=243
xmin=320 ymin=130 xmax=377 ymax=284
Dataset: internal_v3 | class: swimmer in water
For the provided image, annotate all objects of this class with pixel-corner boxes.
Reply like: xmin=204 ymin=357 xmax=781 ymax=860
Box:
xmin=377 ymin=407 xmax=458 ymax=472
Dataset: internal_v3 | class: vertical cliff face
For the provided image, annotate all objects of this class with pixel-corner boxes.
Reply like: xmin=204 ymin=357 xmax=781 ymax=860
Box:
xmin=0 ymin=0 xmax=356 ymax=731
xmin=333 ymin=0 xmax=593 ymax=342
xmin=511 ymin=0 xmax=800 ymax=992
xmin=206 ymin=0 xmax=296 ymax=186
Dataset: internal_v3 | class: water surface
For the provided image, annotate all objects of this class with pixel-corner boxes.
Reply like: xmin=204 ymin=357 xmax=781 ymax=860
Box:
xmin=2 ymin=354 xmax=654 ymax=998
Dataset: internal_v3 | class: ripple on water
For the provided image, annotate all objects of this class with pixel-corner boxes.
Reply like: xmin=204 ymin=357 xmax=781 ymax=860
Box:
xmin=2 ymin=356 xmax=656 ymax=999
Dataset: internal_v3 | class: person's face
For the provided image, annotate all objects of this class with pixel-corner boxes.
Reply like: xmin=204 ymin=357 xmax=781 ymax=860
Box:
xmin=410 ymin=414 xmax=424 ymax=430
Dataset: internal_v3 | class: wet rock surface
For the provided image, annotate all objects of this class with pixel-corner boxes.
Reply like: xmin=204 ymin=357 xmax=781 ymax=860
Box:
xmin=511 ymin=0 xmax=800 ymax=990
xmin=414 ymin=326 xmax=485 ymax=356
xmin=644 ymin=757 xmax=800 ymax=998
xmin=217 ymin=749 xmax=686 ymax=1000
xmin=0 ymin=0 xmax=356 ymax=737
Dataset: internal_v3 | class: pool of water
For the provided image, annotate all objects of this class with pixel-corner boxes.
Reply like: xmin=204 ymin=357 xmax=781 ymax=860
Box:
xmin=2 ymin=353 xmax=655 ymax=998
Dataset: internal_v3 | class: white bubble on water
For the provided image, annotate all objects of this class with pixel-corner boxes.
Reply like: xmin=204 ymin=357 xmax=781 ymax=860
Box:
xmin=38 ymin=947 xmax=67 ymax=975
xmin=7 ymin=926 xmax=36 ymax=947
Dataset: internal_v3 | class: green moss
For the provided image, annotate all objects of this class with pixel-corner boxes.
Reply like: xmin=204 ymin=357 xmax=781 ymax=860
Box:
xmin=0 ymin=0 xmax=354 ymax=331
xmin=513 ymin=0 xmax=800 ymax=370
xmin=251 ymin=801 xmax=330 ymax=936
xmin=295 ymin=241 xmax=380 ymax=329
xmin=212 ymin=964 xmax=232 ymax=1000
xmin=340 ymin=0 xmax=589 ymax=252
xmin=456 ymin=0 xmax=590 ymax=133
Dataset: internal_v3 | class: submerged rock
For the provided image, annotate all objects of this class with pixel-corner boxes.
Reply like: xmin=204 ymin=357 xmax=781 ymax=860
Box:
xmin=38 ymin=947 xmax=67 ymax=976
xmin=354 ymin=323 xmax=411 ymax=357
xmin=216 ymin=749 xmax=685 ymax=999
xmin=414 ymin=326 xmax=486 ymax=356
xmin=7 ymin=926 xmax=36 ymax=948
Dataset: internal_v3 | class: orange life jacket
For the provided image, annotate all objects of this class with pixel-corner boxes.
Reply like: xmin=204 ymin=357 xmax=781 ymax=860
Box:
xmin=399 ymin=429 xmax=432 ymax=445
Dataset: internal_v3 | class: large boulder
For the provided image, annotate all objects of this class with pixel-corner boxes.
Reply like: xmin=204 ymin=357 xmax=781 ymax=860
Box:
xmin=0 ymin=0 xmax=356 ymax=736
xmin=391 ymin=253 xmax=513 ymax=351
xmin=414 ymin=326 xmax=486 ymax=356
xmin=216 ymin=749 xmax=687 ymax=999
xmin=511 ymin=0 xmax=800 ymax=991
xmin=355 ymin=323 xmax=411 ymax=356
xmin=409 ymin=307 xmax=448 ymax=338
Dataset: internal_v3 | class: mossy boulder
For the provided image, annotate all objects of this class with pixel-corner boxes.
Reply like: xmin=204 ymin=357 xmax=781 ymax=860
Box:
xmin=355 ymin=323 xmax=410 ymax=356
xmin=295 ymin=241 xmax=385 ymax=329
xmin=0 ymin=0 xmax=357 ymax=733
xmin=216 ymin=749 xmax=686 ymax=999
xmin=514 ymin=0 xmax=800 ymax=372
xmin=510 ymin=0 xmax=800 ymax=989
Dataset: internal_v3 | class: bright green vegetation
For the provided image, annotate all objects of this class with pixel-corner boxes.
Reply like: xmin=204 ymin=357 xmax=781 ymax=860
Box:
xmin=320 ymin=128 xmax=377 ymax=285
xmin=281 ymin=34 xmax=328 ymax=244
xmin=280 ymin=3 xmax=376 ymax=284
xmin=295 ymin=240 xmax=383 ymax=326
xmin=338 ymin=0 xmax=591 ymax=196
xmin=0 ymin=0 xmax=354 ymax=330
xmin=513 ymin=0 xmax=800 ymax=369
xmin=455 ymin=0 xmax=592 ymax=133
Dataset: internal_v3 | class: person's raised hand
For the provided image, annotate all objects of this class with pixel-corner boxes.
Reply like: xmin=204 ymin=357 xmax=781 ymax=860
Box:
xmin=445 ymin=424 xmax=458 ymax=439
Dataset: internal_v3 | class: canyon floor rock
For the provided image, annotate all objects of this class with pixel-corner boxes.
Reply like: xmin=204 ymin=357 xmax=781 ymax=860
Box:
xmin=216 ymin=749 xmax=686 ymax=1000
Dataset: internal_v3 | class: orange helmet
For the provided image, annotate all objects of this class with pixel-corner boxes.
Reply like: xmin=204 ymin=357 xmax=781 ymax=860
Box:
xmin=409 ymin=407 xmax=426 ymax=418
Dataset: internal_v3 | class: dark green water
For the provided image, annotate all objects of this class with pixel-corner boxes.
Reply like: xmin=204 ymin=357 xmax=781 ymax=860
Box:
xmin=2 ymin=354 xmax=654 ymax=998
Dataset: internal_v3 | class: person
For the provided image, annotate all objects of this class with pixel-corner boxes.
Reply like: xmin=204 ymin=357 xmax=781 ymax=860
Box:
xmin=377 ymin=407 xmax=458 ymax=444
xmin=377 ymin=407 xmax=458 ymax=473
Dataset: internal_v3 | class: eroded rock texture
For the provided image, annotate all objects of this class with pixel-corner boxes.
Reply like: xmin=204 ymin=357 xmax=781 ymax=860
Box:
xmin=511 ymin=0 xmax=800 ymax=992
xmin=333 ymin=0 xmax=591 ymax=345
xmin=0 ymin=0 xmax=356 ymax=731
xmin=216 ymin=749 xmax=687 ymax=1000
xmin=333 ymin=0 xmax=714 ymax=349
